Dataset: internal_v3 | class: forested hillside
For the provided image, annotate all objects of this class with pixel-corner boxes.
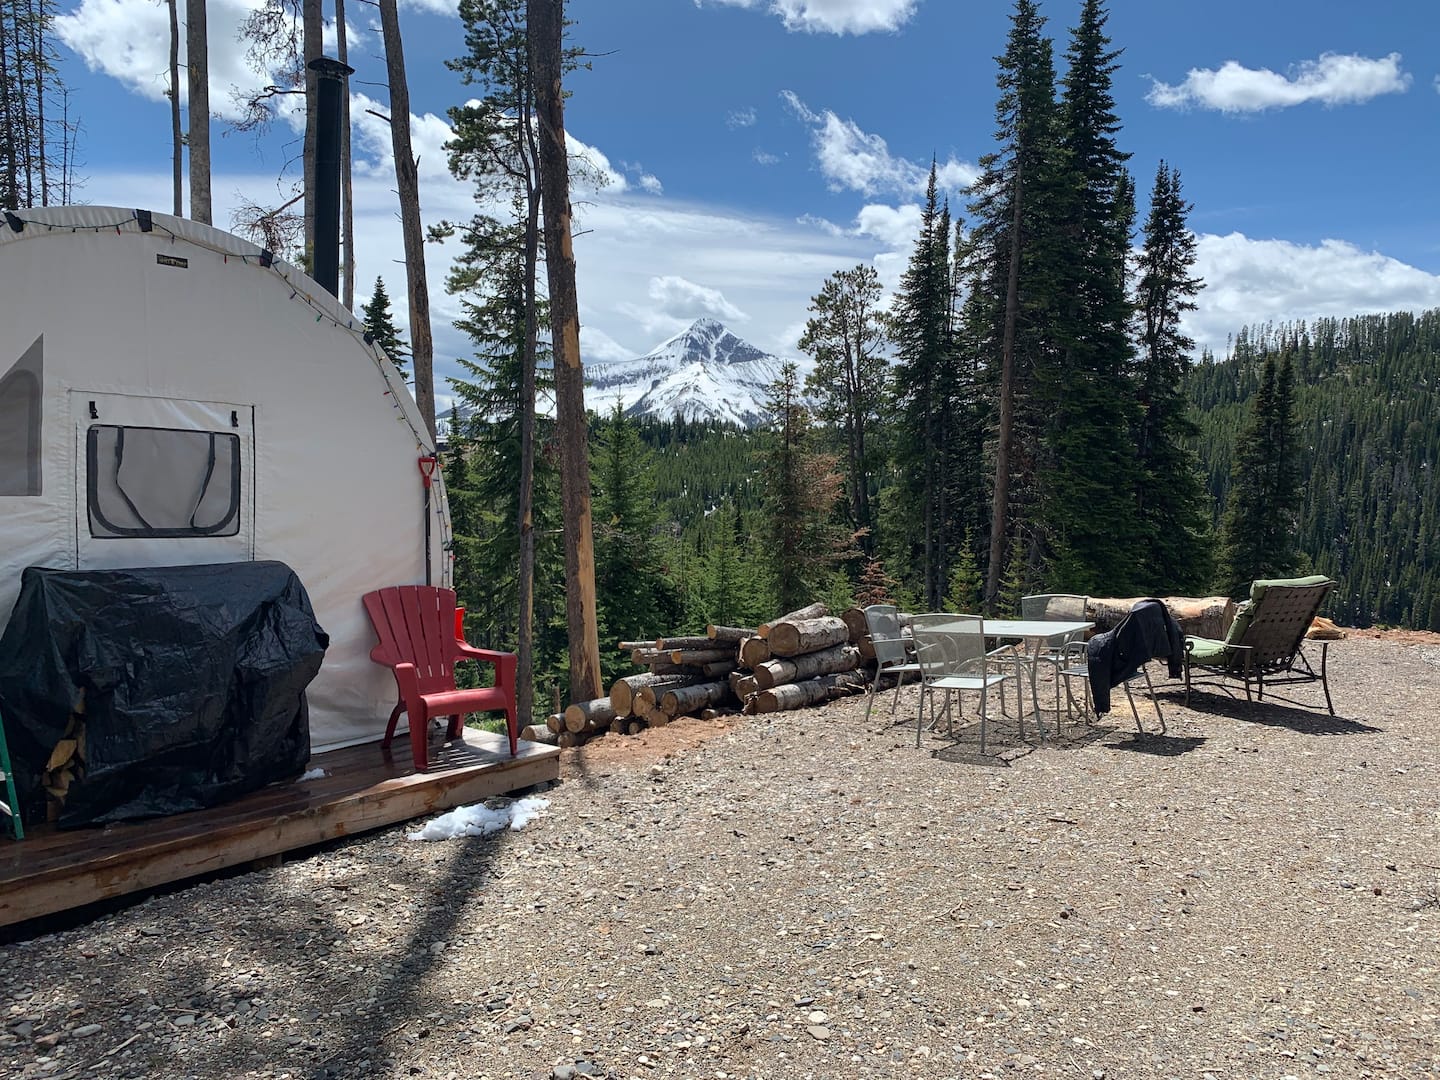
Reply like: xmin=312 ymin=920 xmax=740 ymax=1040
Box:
xmin=1188 ymin=310 xmax=1440 ymax=629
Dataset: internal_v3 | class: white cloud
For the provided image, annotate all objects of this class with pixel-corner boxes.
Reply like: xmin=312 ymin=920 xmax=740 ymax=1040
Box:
xmin=699 ymin=0 xmax=917 ymax=35
xmin=753 ymin=149 xmax=781 ymax=166
xmin=1189 ymin=232 xmax=1440 ymax=355
xmin=781 ymin=90 xmax=978 ymax=197
xmin=56 ymin=0 xmax=277 ymax=120
xmin=1147 ymin=52 xmax=1411 ymax=113
xmin=727 ymin=107 xmax=757 ymax=128
xmin=647 ymin=275 xmax=749 ymax=324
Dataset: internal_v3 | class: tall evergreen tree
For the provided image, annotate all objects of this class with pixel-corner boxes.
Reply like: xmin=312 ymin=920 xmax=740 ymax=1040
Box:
xmin=443 ymin=0 xmax=549 ymax=722
xmin=592 ymin=404 xmax=678 ymax=682
xmin=760 ymin=362 xmax=856 ymax=611
xmin=1037 ymin=0 xmax=1141 ymax=594
xmin=1132 ymin=161 xmax=1211 ymax=591
xmin=963 ymin=0 xmax=1060 ymax=609
xmin=362 ymin=276 xmax=409 ymax=376
xmin=890 ymin=164 xmax=959 ymax=606
xmin=1216 ymin=351 xmax=1302 ymax=593
xmin=799 ymin=263 xmax=889 ymax=556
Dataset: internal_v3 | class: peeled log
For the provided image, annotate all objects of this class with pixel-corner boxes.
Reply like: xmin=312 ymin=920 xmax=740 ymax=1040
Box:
xmin=841 ymin=607 xmax=869 ymax=644
xmin=659 ymin=679 xmax=731 ymax=716
xmin=752 ymin=644 xmax=860 ymax=690
xmin=767 ymin=616 xmax=849 ymax=658
xmin=706 ymin=625 xmax=750 ymax=643
xmin=758 ymin=602 xmax=827 ymax=638
xmin=739 ymin=636 xmax=771 ymax=668
xmin=752 ymin=672 xmax=866 ymax=713
xmin=564 ymin=697 xmax=616 ymax=733
xmin=1087 ymin=596 xmax=1236 ymax=639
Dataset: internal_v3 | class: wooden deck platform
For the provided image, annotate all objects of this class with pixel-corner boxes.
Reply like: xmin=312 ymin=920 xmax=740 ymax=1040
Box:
xmin=0 ymin=729 xmax=560 ymax=928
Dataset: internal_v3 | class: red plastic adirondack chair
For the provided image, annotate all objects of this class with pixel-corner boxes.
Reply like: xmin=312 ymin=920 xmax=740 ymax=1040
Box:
xmin=362 ymin=586 xmax=519 ymax=771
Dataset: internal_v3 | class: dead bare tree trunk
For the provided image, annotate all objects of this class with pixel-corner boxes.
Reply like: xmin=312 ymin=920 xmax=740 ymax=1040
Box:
xmin=185 ymin=0 xmax=210 ymax=222
xmin=302 ymin=0 xmax=320 ymax=259
xmin=529 ymin=0 xmax=601 ymax=703
xmin=335 ymin=0 xmax=355 ymax=309
xmin=167 ymin=0 xmax=181 ymax=215
xmin=378 ymin=0 xmax=435 ymax=439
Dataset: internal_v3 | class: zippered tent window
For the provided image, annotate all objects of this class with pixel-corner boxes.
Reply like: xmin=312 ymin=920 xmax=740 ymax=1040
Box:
xmin=86 ymin=425 xmax=242 ymax=538
xmin=0 ymin=336 xmax=42 ymax=496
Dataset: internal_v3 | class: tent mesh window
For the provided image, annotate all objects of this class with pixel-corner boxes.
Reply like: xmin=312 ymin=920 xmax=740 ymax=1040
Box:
xmin=86 ymin=425 xmax=242 ymax=538
xmin=0 ymin=336 xmax=42 ymax=497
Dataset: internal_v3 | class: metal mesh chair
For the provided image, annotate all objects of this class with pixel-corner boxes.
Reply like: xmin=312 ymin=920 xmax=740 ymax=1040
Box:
xmin=861 ymin=604 xmax=922 ymax=726
xmin=910 ymin=614 xmax=1022 ymax=754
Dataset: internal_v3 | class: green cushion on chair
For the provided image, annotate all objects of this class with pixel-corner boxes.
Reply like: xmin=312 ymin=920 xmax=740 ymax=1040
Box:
xmin=1224 ymin=575 xmax=1333 ymax=645
xmin=1186 ymin=636 xmax=1229 ymax=662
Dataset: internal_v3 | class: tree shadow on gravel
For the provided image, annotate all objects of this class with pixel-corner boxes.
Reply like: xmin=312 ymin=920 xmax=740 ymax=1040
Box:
xmin=2 ymin=820 xmax=523 ymax=1080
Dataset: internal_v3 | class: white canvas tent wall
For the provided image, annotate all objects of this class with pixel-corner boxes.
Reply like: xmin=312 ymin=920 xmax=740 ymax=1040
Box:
xmin=0 ymin=206 xmax=452 ymax=752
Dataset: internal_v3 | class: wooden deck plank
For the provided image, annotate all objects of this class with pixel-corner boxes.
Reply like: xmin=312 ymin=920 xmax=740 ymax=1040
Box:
xmin=0 ymin=729 xmax=559 ymax=928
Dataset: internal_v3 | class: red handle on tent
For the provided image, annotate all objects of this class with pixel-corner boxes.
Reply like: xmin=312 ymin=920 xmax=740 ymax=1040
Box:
xmin=418 ymin=456 xmax=438 ymax=488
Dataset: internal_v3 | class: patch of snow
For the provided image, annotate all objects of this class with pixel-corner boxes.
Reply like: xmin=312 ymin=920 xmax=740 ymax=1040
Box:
xmin=299 ymin=767 xmax=328 ymax=781
xmin=406 ymin=796 xmax=550 ymax=842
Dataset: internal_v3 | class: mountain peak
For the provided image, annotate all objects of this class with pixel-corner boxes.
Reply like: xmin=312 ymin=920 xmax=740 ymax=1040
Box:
xmin=586 ymin=321 xmax=808 ymax=427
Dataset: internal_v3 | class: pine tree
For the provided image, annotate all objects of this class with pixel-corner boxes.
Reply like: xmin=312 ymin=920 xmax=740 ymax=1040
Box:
xmin=944 ymin=534 xmax=983 ymax=613
xmin=1132 ymin=162 xmax=1212 ymax=591
xmin=760 ymin=361 xmax=857 ymax=612
xmin=592 ymin=404 xmax=678 ymax=683
xmin=1037 ymin=0 xmax=1142 ymax=595
xmin=854 ymin=558 xmax=898 ymax=608
xmin=963 ymin=0 xmax=1061 ymax=608
xmin=799 ymin=263 xmax=889 ymax=556
xmin=362 ymin=276 xmax=409 ymax=376
xmin=889 ymin=165 xmax=953 ymax=604
xmin=1216 ymin=352 xmax=1303 ymax=593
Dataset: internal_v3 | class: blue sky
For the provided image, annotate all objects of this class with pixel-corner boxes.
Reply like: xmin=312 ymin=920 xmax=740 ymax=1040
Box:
xmin=50 ymin=0 xmax=1440 ymax=397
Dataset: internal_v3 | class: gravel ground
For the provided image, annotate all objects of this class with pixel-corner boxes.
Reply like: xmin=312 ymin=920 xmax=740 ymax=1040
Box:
xmin=2 ymin=634 xmax=1438 ymax=1080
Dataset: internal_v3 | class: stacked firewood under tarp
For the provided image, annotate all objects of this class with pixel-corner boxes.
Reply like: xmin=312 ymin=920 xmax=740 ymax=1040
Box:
xmin=521 ymin=602 xmax=874 ymax=748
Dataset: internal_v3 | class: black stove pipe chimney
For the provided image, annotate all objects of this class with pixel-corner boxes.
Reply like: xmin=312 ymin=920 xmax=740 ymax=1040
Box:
xmin=308 ymin=56 xmax=354 ymax=300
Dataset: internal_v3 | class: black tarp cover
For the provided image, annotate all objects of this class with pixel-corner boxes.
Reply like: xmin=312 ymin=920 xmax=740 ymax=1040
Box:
xmin=0 ymin=561 xmax=328 ymax=827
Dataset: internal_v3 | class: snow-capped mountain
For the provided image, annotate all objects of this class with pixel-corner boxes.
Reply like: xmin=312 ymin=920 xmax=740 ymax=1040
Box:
xmin=586 ymin=318 xmax=806 ymax=428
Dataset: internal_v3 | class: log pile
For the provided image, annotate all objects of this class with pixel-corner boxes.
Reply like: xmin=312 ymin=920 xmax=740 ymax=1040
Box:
xmin=552 ymin=604 xmax=871 ymax=748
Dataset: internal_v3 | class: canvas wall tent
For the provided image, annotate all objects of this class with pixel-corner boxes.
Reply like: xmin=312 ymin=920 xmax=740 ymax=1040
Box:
xmin=0 ymin=205 xmax=453 ymax=752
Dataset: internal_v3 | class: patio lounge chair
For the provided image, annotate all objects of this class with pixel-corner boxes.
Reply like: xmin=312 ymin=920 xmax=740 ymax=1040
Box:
xmin=1183 ymin=575 xmax=1336 ymax=715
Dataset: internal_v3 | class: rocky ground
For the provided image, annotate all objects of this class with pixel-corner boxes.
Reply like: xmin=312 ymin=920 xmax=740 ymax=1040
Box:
xmin=2 ymin=632 xmax=1438 ymax=1080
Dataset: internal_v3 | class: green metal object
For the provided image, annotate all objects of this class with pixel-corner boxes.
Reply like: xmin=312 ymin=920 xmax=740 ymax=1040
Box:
xmin=0 ymin=706 xmax=24 ymax=840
